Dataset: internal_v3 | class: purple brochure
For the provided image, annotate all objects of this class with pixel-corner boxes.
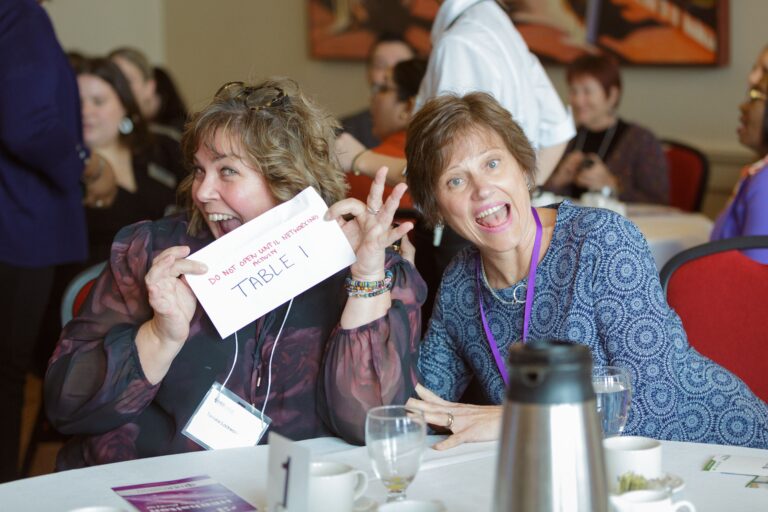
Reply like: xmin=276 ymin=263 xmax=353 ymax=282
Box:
xmin=112 ymin=475 xmax=257 ymax=512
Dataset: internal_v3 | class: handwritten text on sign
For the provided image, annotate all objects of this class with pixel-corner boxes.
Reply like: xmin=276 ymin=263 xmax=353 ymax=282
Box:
xmin=185 ymin=187 xmax=356 ymax=338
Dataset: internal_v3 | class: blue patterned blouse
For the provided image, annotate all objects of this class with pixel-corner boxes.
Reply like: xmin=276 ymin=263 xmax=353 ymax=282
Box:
xmin=419 ymin=201 xmax=768 ymax=448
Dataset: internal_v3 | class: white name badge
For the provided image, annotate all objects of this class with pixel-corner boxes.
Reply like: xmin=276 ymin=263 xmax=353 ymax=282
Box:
xmin=182 ymin=382 xmax=271 ymax=450
xmin=185 ymin=187 xmax=357 ymax=339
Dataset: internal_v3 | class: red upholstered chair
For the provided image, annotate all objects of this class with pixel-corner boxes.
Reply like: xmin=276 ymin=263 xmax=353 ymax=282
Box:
xmin=659 ymin=236 xmax=768 ymax=403
xmin=59 ymin=261 xmax=107 ymax=325
xmin=662 ymin=139 xmax=709 ymax=212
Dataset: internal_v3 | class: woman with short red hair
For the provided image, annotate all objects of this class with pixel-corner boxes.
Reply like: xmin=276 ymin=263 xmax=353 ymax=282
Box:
xmin=545 ymin=54 xmax=669 ymax=204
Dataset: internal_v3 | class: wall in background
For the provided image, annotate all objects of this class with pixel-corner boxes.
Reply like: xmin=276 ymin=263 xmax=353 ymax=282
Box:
xmin=47 ymin=0 xmax=768 ymax=217
xmin=45 ymin=0 xmax=164 ymax=64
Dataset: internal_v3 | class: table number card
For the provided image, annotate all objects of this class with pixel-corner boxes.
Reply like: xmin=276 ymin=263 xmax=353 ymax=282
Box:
xmin=266 ymin=433 xmax=310 ymax=512
xmin=185 ymin=187 xmax=356 ymax=338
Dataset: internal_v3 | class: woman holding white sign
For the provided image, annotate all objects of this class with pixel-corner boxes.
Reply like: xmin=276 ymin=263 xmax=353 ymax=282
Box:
xmin=45 ymin=78 xmax=425 ymax=469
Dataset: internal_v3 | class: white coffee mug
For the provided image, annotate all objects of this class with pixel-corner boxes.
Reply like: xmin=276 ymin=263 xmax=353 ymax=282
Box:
xmin=308 ymin=461 xmax=368 ymax=512
xmin=377 ymin=500 xmax=446 ymax=512
xmin=604 ymin=436 xmax=663 ymax=492
xmin=610 ymin=489 xmax=696 ymax=512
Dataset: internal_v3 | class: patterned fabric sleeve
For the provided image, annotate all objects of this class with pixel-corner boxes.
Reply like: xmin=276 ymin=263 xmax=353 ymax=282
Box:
xmin=45 ymin=221 xmax=161 ymax=435
xmin=320 ymin=254 xmax=427 ymax=444
xmin=593 ymin=214 xmax=768 ymax=448
xmin=417 ymin=262 xmax=475 ymax=403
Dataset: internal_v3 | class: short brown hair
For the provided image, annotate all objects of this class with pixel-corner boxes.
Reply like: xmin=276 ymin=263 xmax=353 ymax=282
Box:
xmin=179 ymin=77 xmax=346 ymax=235
xmin=405 ymin=92 xmax=536 ymax=228
xmin=566 ymin=54 xmax=622 ymax=104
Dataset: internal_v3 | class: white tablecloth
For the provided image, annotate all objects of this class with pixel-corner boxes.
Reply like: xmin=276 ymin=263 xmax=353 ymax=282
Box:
xmin=627 ymin=205 xmax=713 ymax=271
xmin=1 ymin=437 xmax=765 ymax=511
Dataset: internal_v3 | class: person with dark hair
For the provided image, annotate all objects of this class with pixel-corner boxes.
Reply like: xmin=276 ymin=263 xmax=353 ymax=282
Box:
xmin=0 ymin=0 xmax=116 ymax=482
xmin=545 ymin=54 xmax=669 ymax=204
xmin=710 ymin=71 xmax=768 ymax=263
xmin=74 ymin=57 xmax=185 ymax=262
xmin=347 ymin=58 xmax=427 ymax=209
xmin=341 ymin=33 xmax=416 ymax=148
xmin=33 ymin=57 xmax=187 ymax=376
xmin=403 ymin=92 xmax=768 ymax=451
xmin=44 ymin=77 xmax=425 ymax=469
xmin=152 ymin=66 xmax=188 ymax=136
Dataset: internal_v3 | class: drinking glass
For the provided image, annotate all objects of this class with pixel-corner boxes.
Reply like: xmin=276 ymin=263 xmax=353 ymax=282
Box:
xmin=365 ymin=405 xmax=426 ymax=502
xmin=592 ymin=366 xmax=632 ymax=437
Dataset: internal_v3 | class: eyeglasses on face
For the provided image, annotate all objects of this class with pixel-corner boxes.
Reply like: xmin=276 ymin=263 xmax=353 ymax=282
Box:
xmin=748 ymin=87 xmax=767 ymax=102
xmin=215 ymin=81 xmax=288 ymax=111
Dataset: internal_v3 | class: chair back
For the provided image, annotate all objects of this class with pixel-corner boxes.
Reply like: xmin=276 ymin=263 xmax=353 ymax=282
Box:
xmin=60 ymin=261 xmax=107 ymax=325
xmin=659 ymin=236 xmax=768 ymax=402
xmin=662 ymin=139 xmax=709 ymax=212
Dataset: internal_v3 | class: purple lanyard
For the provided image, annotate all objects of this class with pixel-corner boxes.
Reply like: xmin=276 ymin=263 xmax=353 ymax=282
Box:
xmin=476 ymin=207 xmax=543 ymax=386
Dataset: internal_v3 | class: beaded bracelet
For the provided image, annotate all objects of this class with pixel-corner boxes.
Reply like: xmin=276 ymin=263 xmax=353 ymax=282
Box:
xmin=345 ymin=269 xmax=393 ymax=298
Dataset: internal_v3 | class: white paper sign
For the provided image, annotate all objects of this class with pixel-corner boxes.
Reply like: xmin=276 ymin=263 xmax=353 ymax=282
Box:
xmin=186 ymin=187 xmax=356 ymax=338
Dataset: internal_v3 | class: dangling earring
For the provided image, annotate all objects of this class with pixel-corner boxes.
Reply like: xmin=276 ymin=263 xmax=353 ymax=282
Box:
xmin=118 ymin=117 xmax=134 ymax=135
xmin=433 ymin=220 xmax=444 ymax=247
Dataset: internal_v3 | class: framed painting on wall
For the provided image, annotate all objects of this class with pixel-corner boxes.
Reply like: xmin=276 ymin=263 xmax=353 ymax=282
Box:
xmin=308 ymin=0 xmax=729 ymax=66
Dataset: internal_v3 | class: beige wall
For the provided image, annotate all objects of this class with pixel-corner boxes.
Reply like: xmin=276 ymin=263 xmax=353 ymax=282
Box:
xmin=48 ymin=0 xmax=767 ymax=216
xmin=45 ymin=0 xmax=164 ymax=64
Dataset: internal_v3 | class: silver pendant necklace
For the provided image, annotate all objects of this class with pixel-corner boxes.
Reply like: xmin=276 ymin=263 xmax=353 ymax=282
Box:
xmin=480 ymin=258 xmax=526 ymax=305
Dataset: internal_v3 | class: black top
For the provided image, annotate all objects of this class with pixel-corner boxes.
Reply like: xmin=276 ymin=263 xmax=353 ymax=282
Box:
xmin=86 ymin=133 xmax=185 ymax=263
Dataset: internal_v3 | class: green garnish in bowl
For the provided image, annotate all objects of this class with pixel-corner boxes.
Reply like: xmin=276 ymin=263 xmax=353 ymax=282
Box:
xmin=616 ymin=472 xmax=649 ymax=494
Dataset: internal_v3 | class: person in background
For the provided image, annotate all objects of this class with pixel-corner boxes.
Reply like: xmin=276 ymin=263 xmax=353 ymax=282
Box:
xmin=710 ymin=73 xmax=768 ymax=263
xmin=0 ymin=0 xmax=115 ymax=482
xmin=75 ymin=57 xmax=186 ymax=263
xmin=45 ymin=77 xmax=425 ymax=469
xmin=34 ymin=57 xmax=186 ymax=376
xmin=347 ymin=57 xmax=427 ymax=209
xmin=544 ymin=54 xmax=669 ymax=204
xmin=109 ymin=47 xmax=187 ymax=136
xmin=339 ymin=0 xmax=575 ymax=186
xmin=341 ymin=33 xmax=416 ymax=148
xmin=404 ymin=92 xmax=768 ymax=451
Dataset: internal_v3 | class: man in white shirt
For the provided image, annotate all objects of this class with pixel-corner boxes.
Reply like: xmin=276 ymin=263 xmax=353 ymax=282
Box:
xmin=338 ymin=0 xmax=574 ymax=185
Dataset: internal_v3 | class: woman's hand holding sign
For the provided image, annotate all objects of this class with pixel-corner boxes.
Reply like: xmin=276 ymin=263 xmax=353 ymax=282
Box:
xmin=136 ymin=245 xmax=208 ymax=384
xmin=325 ymin=167 xmax=414 ymax=329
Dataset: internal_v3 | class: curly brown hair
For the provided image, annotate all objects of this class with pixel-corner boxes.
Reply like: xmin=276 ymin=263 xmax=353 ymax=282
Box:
xmin=405 ymin=92 xmax=536 ymax=228
xmin=178 ymin=77 xmax=347 ymax=235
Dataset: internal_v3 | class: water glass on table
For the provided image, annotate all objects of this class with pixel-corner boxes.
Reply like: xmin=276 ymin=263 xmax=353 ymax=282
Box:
xmin=592 ymin=366 xmax=632 ymax=437
xmin=365 ymin=405 xmax=426 ymax=503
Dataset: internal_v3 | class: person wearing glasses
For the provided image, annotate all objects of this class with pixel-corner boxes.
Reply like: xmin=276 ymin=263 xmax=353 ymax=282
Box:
xmin=347 ymin=58 xmax=427 ymax=210
xmin=710 ymin=72 xmax=768 ymax=263
xmin=341 ymin=33 xmax=416 ymax=148
xmin=45 ymin=78 xmax=425 ymax=469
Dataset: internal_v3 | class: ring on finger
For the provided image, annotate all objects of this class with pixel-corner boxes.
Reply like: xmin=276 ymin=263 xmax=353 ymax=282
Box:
xmin=366 ymin=205 xmax=380 ymax=215
xmin=95 ymin=199 xmax=104 ymax=208
xmin=445 ymin=411 xmax=454 ymax=430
